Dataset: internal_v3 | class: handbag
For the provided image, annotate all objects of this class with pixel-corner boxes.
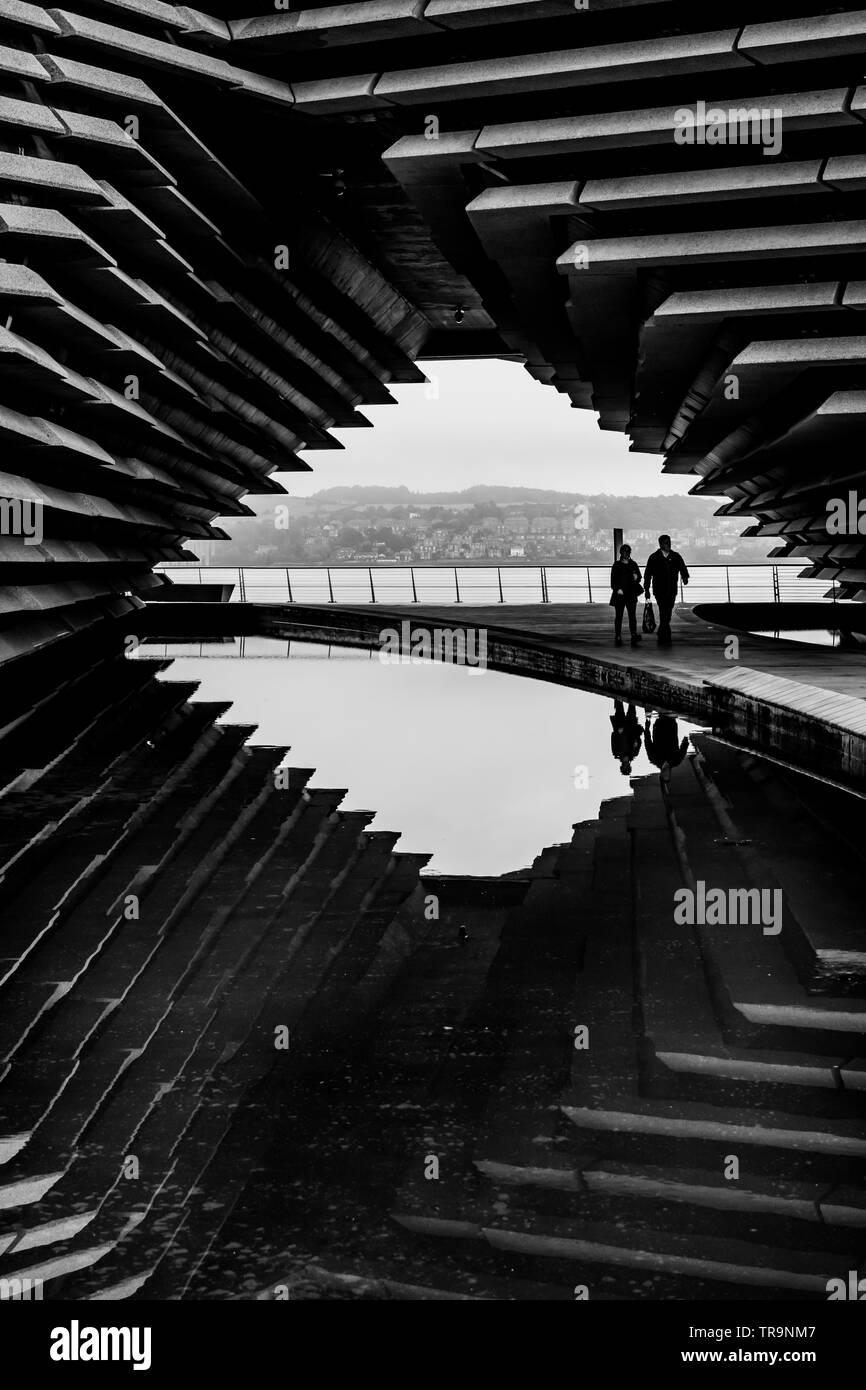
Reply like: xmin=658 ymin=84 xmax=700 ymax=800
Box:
xmin=642 ymin=601 xmax=656 ymax=634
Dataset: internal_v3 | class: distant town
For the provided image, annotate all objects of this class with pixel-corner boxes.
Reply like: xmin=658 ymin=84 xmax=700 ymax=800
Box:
xmin=190 ymin=486 xmax=771 ymax=567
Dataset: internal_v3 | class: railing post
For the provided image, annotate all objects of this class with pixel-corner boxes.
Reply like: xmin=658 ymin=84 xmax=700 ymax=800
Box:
xmin=454 ymin=567 xmax=461 ymax=602
xmin=410 ymin=567 xmax=418 ymax=603
xmin=286 ymin=567 xmax=293 ymax=603
xmin=773 ymin=565 xmax=780 ymax=604
xmin=238 ymin=567 xmax=246 ymax=603
xmin=327 ymin=567 xmax=335 ymax=603
xmin=497 ymin=567 xmax=504 ymax=603
xmin=541 ymin=566 xmax=548 ymax=603
xmin=369 ymin=567 xmax=375 ymax=602
xmin=586 ymin=566 xmax=593 ymax=603
xmin=725 ymin=566 xmax=731 ymax=603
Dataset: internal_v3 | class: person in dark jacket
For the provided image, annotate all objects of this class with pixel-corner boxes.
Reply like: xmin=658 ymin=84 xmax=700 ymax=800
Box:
xmin=610 ymin=699 xmax=644 ymax=776
xmin=645 ymin=714 xmax=690 ymax=773
xmin=609 ymin=543 xmax=643 ymax=646
xmin=643 ymin=534 xmax=689 ymax=645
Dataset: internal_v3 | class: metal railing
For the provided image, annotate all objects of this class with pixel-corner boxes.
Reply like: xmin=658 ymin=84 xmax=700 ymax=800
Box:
xmin=154 ymin=562 xmax=839 ymax=607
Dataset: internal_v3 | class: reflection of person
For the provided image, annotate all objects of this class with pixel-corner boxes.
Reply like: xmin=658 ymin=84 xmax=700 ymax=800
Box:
xmin=644 ymin=535 xmax=689 ymax=646
xmin=610 ymin=699 xmax=644 ymax=776
xmin=609 ymin=543 xmax=643 ymax=647
xmin=645 ymin=714 xmax=689 ymax=773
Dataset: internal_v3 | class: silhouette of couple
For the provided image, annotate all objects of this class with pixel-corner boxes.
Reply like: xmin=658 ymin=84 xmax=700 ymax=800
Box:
xmin=609 ymin=535 xmax=690 ymax=647
xmin=609 ymin=702 xmax=689 ymax=778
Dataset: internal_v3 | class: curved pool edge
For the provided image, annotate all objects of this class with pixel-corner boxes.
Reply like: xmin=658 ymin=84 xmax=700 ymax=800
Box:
xmin=137 ymin=601 xmax=866 ymax=798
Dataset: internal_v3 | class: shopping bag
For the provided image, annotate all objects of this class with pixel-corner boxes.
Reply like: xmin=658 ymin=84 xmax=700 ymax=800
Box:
xmin=642 ymin=601 xmax=656 ymax=634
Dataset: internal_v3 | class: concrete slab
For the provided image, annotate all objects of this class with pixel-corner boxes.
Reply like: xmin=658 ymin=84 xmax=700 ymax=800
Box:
xmin=557 ymin=220 xmax=866 ymax=273
xmin=375 ymin=29 xmax=748 ymax=105
xmin=580 ymin=161 xmax=824 ymax=212
xmin=740 ymin=13 xmax=866 ymax=65
xmin=231 ymin=1 xmax=432 ymax=48
xmin=651 ymin=284 xmax=840 ymax=321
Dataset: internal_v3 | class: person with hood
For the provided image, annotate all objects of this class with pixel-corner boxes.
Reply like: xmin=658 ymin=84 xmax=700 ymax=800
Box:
xmin=609 ymin=542 xmax=643 ymax=647
xmin=643 ymin=534 xmax=689 ymax=645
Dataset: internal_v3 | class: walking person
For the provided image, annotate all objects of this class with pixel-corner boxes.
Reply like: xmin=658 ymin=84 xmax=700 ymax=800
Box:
xmin=609 ymin=699 xmax=644 ymax=777
xmin=643 ymin=534 xmax=689 ymax=646
xmin=645 ymin=713 xmax=690 ymax=773
xmin=609 ymin=543 xmax=643 ymax=647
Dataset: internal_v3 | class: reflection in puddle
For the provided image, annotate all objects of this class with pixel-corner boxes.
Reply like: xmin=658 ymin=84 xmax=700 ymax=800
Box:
xmin=153 ymin=639 xmax=702 ymax=877
xmin=610 ymin=702 xmax=690 ymax=781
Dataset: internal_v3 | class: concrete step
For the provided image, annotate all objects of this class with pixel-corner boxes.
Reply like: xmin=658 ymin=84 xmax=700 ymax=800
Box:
xmin=0 ymin=662 xmax=179 ymax=809
xmin=560 ymin=1098 xmax=866 ymax=1184
xmin=650 ymin=1041 xmax=855 ymax=1109
xmin=0 ymin=746 xmax=283 ymax=1154
xmin=469 ymin=1150 xmax=863 ymax=1254
xmin=694 ymin=735 xmax=866 ymax=995
xmin=393 ymin=1191 xmax=846 ymax=1299
xmin=0 ymin=784 xmax=341 ymax=1243
xmin=197 ymin=898 xmax=512 ymax=1299
xmin=0 ymin=674 xmax=198 ymax=893
xmin=306 ymin=854 xmax=433 ymax=1047
xmin=560 ymin=798 xmax=637 ymax=1119
xmin=0 ymin=656 xmax=165 ymax=793
xmin=472 ymin=822 xmax=601 ymax=1182
xmin=0 ymin=700 xmax=229 ymax=986
xmin=664 ymin=755 xmax=866 ymax=1056
xmin=55 ymin=813 xmax=394 ymax=1297
xmin=0 ymin=722 xmax=257 ymax=1060
xmin=0 ymin=779 xmax=347 ymax=1270
xmin=51 ymin=1101 xmax=238 ymax=1300
xmin=345 ymin=900 xmax=506 ymax=1083
xmin=388 ymin=820 xmax=619 ymax=1239
xmin=128 ymin=1118 xmax=267 ymax=1301
xmin=578 ymin=1160 xmax=866 ymax=1249
xmin=630 ymin=769 xmax=857 ymax=1113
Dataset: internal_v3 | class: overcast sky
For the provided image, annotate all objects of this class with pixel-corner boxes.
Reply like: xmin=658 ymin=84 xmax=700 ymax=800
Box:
xmin=283 ymin=358 xmax=693 ymax=498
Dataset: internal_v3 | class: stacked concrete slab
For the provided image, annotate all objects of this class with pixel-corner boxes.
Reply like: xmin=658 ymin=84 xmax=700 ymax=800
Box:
xmin=204 ymin=745 xmax=866 ymax=1303
xmin=0 ymin=0 xmax=427 ymax=689
xmin=4 ymin=0 xmax=866 ymax=675
xmin=0 ymin=643 xmax=862 ymax=1296
xmin=0 ymin=652 xmax=434 ymax=1297
xmin=3 ymin=0 xmax=861 ymax=683
xmin=2 ymin=0 xmax=865 ymax=1302
xmin=224 ymin=0 xmax=866 ymax=598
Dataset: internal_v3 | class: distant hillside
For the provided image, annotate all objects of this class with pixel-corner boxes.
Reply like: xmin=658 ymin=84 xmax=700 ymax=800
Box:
xmin=300 ymin=486 xmax=725 ymax=526
xmin=308 ymin=484 xmax=689 ymax=505
xmin=190 ymin=481 xmax=769 ymax=567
